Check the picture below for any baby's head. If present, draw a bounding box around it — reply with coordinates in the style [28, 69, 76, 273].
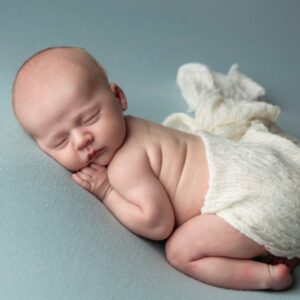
[12, 47, 128, 171]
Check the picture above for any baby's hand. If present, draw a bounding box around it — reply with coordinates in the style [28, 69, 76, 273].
[72, 163, 112, 201]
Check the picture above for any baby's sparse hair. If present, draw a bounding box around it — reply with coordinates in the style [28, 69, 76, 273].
[12, 46, 108, 126]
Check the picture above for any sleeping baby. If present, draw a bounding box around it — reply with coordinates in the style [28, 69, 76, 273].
[12, 47, 300, 290]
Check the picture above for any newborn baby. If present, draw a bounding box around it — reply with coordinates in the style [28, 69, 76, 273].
[12, 47, 300, 290]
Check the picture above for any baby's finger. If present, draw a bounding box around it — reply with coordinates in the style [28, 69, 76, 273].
[78, 167, 95, 178]
[73, 170, 91, 183]
[72, 173, 91, 190]
[90, 163, 103, 171]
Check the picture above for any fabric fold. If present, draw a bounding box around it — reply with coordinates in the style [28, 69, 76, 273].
[163, 63, 298, 142]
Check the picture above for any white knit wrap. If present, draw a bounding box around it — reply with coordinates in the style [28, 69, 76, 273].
[200, 129, 300, 258]
[163, 63, 300, 258]
[163, 63, 300, 145]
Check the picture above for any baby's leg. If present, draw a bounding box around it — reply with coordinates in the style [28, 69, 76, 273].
[165, 214, 293, 290]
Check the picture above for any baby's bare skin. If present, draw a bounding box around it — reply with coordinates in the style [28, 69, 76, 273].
[74, 116, 209, 228]
[71, 116, 295, 290]
[12, 47, 297, 290]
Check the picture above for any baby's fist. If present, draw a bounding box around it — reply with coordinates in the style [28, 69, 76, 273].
[72, 163, 112, 201]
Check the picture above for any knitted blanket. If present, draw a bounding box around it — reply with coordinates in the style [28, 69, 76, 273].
[163, 63, 300, 258]
[163, 63, 300, 145]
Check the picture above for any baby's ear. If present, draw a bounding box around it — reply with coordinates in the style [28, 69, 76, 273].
[110, 83, 128, 111]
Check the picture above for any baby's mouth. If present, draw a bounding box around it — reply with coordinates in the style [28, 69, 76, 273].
[88, 150, 97, 160]
[88, 149, 103, 161]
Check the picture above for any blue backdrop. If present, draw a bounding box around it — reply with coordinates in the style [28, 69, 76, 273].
[1, 1, 299, 299]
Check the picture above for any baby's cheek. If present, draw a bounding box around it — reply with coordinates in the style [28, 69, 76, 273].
[55, 151, 87, 172]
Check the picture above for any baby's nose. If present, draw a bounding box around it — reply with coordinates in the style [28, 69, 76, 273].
[73, 130, 93, 150]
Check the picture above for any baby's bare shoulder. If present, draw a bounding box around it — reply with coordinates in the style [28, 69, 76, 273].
[107, 117, 155, 184]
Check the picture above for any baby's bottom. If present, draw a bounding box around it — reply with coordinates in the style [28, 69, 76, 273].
[165, 214, 295, 290]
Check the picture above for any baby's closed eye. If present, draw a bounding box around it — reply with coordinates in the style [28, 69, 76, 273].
[53, 137, 69, 148]
[81, 109, 100, 125]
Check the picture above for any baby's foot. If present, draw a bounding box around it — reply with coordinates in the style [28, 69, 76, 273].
[256, 253, 299, 272]
[267, 264, 293, 290]
[266, 254, 299, 272]
[272, 257, 299, 272]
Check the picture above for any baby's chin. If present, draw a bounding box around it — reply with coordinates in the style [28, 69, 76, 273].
[63, 161, 89, 173]
[67, 161, 105, 173]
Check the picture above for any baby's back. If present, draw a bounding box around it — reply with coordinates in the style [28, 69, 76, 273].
[120, 116, 209, 227]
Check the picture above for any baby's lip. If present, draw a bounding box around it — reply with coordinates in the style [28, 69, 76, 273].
[88, 149, 103, 161]
[88, 150, 97, 160]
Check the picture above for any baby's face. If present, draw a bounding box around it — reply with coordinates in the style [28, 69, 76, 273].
[23, 66, 128, 172]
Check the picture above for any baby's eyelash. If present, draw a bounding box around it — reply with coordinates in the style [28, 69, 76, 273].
[54, 137, 68, 148]
[82, 110, 100, 124]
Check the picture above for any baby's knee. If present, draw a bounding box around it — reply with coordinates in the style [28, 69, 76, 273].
[165, 236, 185, 270]
[165, 234, 197, 272]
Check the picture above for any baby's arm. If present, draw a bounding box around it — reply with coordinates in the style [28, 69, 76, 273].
[72, 160, 175, 240]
